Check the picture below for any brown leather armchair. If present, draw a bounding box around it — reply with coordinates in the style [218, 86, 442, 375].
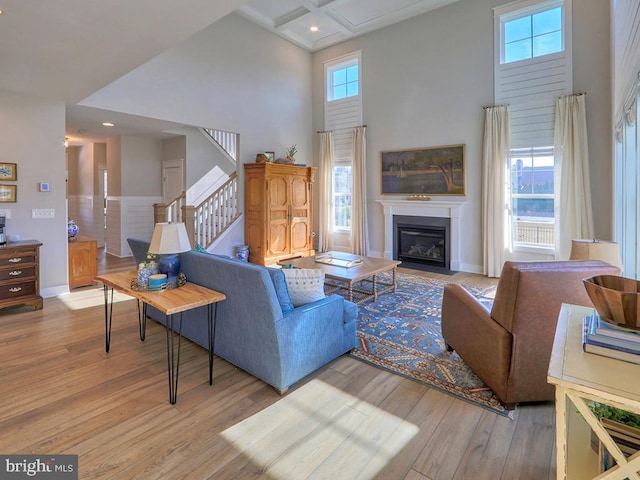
[441, 260, 620, 409]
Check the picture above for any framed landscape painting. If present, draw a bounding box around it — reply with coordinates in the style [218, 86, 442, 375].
[381, 144, 465, 196]
[0, 162, 17, 181]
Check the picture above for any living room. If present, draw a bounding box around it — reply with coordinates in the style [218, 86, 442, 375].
[0, 0, 637, 478]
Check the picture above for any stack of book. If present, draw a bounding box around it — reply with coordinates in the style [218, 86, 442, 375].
[582, 311, 640, 365]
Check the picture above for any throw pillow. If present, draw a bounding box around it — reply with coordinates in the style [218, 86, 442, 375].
[194, 243, 210, 254]
[282, 268, 326, 307]
[266, 268, 294, 313]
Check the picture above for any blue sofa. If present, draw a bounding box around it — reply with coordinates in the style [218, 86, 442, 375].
[127, 238, 358, 393]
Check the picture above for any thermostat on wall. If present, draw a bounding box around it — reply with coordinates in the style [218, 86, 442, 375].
[39, 182, 50, 192]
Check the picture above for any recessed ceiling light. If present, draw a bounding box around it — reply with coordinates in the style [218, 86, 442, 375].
[102, 122, 115, 127]
[0, 9, 4, 15]
[310, 26, 319, 32]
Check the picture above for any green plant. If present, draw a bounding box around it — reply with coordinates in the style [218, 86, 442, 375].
[588, 402, 640, 429]
[286, 144, 297, 158]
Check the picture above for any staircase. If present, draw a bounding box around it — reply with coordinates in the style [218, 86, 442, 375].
[154, 128, 241, 249]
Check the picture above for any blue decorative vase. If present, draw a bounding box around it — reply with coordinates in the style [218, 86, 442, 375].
[67, 220, 79, 241]
[137, 262, 158, 287]
[159, 254, 181, 284]
[235, 245, 249, 262]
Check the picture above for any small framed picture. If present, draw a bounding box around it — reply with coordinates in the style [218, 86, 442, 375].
[0, 163, 17, 181]
[0, 184, 16, 202]
[265, 152, 275, 162]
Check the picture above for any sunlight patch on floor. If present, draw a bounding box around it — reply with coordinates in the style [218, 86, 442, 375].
[221, 379, 419, 479]
[57, 287, 133, 310]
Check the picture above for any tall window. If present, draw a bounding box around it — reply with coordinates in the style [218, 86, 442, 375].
[494, 0, 571, 253]
[324, 52, 362, 235]
[510, 147, 555, 247]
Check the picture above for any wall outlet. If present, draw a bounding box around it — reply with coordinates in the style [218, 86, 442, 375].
[32, 208, 55, 219]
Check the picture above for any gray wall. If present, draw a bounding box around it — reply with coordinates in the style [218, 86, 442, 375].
[312, 0, 612, 272]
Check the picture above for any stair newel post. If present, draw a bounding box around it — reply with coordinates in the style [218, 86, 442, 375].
[182, 205, 197, 248]
[153, 203, 168, 224]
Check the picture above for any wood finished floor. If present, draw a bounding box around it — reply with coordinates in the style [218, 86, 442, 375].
[0, 249, 556, 479]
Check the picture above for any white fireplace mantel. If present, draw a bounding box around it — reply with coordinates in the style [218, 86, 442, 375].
[377, 199, 466, 271]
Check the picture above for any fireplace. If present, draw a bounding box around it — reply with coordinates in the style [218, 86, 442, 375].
[393, 215, 450, 272]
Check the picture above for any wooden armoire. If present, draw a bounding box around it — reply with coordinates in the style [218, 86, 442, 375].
[244, 162, 317, 265]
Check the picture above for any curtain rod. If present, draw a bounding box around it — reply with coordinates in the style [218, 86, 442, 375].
[317, 124, 367, 133]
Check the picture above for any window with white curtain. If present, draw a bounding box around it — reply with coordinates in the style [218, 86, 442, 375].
[324, 52, 362, 234]
[510, 147, 555, 247]
[494, 0, 571, 253]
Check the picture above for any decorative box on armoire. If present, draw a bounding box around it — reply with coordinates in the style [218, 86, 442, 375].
[244, 162, 317, 265]
[0, 240, 43, 310]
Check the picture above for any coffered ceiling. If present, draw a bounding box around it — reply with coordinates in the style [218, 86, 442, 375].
[237, 0, 461, 51]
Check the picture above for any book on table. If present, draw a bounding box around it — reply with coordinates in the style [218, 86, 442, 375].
[582, 313, 640, 365]
[585, 312, 640, 352]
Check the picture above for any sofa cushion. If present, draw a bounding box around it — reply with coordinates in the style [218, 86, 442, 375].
[282, 268, 326, 307]
[266, 268, 294, 313]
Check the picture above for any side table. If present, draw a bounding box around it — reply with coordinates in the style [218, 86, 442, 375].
[95, 271, 226, 404]
[548, 303, 640, 479]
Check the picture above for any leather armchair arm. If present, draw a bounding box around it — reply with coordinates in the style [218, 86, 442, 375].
[440, 284, 512, 400]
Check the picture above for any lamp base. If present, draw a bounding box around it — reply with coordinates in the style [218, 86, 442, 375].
[158, 254, 180, 284]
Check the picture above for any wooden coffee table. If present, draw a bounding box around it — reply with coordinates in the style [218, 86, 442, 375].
[281, 252, 401, 303]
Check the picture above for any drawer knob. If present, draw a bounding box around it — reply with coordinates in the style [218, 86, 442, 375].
[8, 270, 22, 276]
[9, 287, 22, 292]
[8, 257, 23, 263]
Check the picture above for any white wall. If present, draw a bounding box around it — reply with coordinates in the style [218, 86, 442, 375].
[0, 90, 68, 296]
[80, 12, 313, 175]
[312, 0, 612, 272]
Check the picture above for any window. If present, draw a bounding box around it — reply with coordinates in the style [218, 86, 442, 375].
[333, 166, 352, 229]
[510, 147, 555, 248]
[500, 1, 564, 64]
[327, 60, 359, 102]
[324, 52, 361, 236]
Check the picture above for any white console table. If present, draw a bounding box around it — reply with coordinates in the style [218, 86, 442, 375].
[548, 303, 640, 480]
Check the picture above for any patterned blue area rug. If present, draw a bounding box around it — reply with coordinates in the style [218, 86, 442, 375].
[337, 272, 511, 417]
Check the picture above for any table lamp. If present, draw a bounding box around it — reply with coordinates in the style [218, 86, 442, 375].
[148, 222, 192, 283]
[569, 239, 623, 272]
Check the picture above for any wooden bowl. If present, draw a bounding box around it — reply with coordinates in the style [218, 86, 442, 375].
[583, 275, 640, 330]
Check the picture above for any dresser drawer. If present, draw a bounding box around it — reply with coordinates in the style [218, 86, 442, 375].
[0, 281, 36, 299]
[0, 266, 36, 281]
[0, 253, 36, 267]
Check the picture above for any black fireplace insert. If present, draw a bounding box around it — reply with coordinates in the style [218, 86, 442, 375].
[393, 215, 451, 273]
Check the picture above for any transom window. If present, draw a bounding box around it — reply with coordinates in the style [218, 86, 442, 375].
[327, 60, 359, 102]
[501, 3, 564, 63]
[510, 147, 555, 247]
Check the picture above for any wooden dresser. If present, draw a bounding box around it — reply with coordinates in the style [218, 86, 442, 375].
[0, 240, 43, 310]
[244, 162, 316, 265]
[68, 235, 97, 289]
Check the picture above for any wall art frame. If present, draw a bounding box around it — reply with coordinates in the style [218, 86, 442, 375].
[0, 162, 17, 181]
[381, 144, 465, 196]
[0, 184, 17, 202]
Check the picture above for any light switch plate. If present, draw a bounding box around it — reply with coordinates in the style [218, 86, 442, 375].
[32, 208, 55, 219]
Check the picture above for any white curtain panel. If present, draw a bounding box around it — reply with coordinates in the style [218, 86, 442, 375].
[351, 126, 369, 256]
[554, 94, 594, 260]
[317, 131, 334, 253]
[482, 105, 512, 277]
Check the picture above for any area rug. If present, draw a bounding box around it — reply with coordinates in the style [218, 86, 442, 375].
[333, 272, 512, 417]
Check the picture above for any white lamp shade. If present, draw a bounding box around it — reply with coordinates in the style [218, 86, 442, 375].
[569, 239, 623, 271]
[148, 222, 192, 254]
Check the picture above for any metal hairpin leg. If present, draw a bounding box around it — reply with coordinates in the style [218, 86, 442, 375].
[103, 285, 114, 353]
[166, 313, 184, 405]
[208, 303, 219, 385]
[137, 300, 147, 341]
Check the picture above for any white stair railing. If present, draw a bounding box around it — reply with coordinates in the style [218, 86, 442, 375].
[202, 128, 239, 162]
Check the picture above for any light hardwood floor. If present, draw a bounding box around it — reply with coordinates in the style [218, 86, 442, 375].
[0, 249, 556, 479]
